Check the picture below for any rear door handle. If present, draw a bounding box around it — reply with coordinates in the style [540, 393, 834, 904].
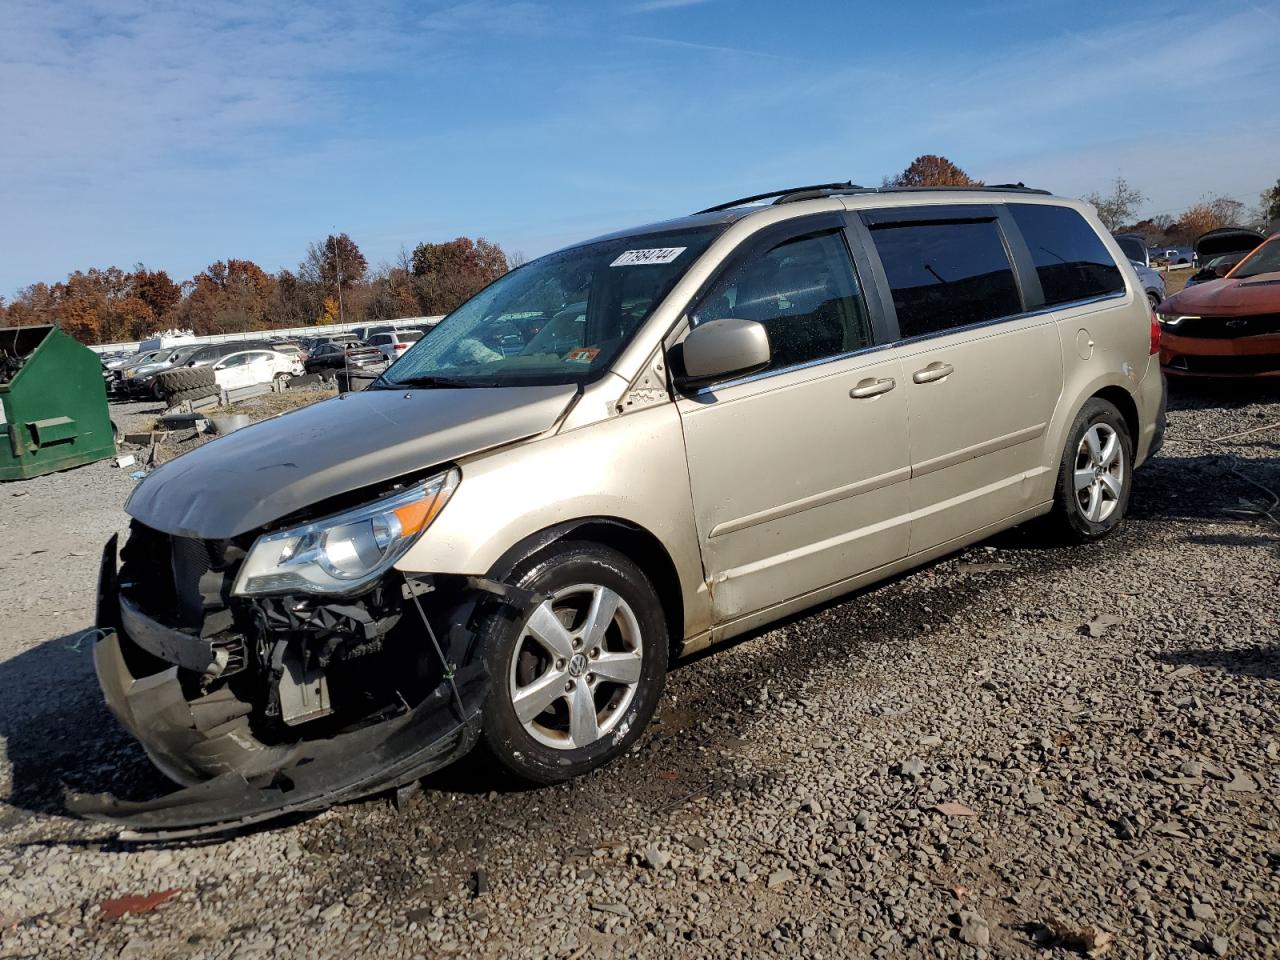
[912, 361, 954, 384]
[849, 377, 896, 399]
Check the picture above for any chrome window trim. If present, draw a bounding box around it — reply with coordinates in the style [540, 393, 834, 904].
[687, 287, 1129, 397]
[890, 289, 1129, 349]
[691, 340, 896, 397]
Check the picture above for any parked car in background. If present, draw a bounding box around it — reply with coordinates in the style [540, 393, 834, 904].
[88, 183, 1166, 835]
[367, 329, 425, 360]
[1151, 247, 1192, 265]
[1130, 260, 1166, 308]
[303, 341, 386, 374]
[1157, 232, 1280, 377]
[183, 340, 275, 369]
[1185, 252, 1248, 289]
[1191, 227, 1264, 270]
[211, 349, 304, 390]
[1114, 233, 1150, 267]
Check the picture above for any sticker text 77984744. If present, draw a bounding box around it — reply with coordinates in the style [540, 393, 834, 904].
[610, 247, 687, 267]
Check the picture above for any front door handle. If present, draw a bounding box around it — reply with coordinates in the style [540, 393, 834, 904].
[912, 361, 954, 384]
[849, 377, 896, 399]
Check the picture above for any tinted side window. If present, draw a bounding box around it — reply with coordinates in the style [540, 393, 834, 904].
[693, 229, 872, 372]
[867, 219, 1021, 339]
[1009, 204, 1124, 306]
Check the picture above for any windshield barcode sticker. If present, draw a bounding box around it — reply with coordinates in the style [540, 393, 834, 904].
[611, 247, 687, 267]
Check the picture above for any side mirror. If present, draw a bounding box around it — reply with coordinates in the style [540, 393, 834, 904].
[674, 318, 771, 391]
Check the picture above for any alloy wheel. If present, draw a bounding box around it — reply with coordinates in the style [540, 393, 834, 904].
[507, 583, 644, 750]
[1073, 423, 1124, 523]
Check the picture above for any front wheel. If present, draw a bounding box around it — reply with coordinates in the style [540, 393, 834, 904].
[1046, 398, 1133, 542]
[475, 542, 668, 785]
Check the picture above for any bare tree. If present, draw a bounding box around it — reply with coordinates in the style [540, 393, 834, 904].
[1082, 178, 1145, 232]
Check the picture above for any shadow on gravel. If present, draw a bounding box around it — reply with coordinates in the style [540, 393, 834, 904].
[0, 629, 167, 824]
[1165, 379, 1280, 412]
[1153, 647, 1280, 682]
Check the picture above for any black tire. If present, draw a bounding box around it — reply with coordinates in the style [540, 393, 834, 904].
[1046, 398, 1133, 543]
[156, 366, 216, 396]
[167, 385, 221, 408]
[1147, 292, 1161, 311]
[474, 541, 668, 785]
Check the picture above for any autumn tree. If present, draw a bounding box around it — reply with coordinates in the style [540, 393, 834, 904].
[178, 259, 276, 335]
[1082, 178, 1145, 232]
[884, 155, 983, 188]
[1166, 196, 1249, 244]
[299, 233, 368, 325]
[410, 237, 509, 315]
[1, 266, 179, 344]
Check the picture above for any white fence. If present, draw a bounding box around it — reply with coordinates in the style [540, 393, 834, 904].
[89, 316, 443, 356]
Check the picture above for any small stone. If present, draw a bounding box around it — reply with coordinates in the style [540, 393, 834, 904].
[799, 798, 822, 815]
[767, 869, 794, 889]
[956, 910, 990, 947]
[854, 811, 870, 830]
[1191, 901, 1215, 922]
[1226, 771, 1258, 793]
[346, 891, 371, 909]
[1181, 760, 1204, 778]
[1210, 935, 1229, 956]
[319, 903, 343, 922]
[898, 758, 925, 778]
[643, 846, 669, 870]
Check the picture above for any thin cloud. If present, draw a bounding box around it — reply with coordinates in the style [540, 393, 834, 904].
[623, 34, 787, 60]
[630, 0, 714, 11]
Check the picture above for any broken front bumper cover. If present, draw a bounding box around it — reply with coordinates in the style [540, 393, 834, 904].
[67, 536, 487, 839]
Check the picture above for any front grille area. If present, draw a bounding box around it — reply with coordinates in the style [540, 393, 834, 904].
[119, 521, 242, 633]
[1172, 313, 1280, 339]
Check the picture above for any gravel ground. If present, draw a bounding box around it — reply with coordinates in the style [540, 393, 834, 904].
[1, 384, 1277, 959]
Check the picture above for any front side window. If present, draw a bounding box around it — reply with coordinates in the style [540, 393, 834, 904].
[1230, 237, 1280, 279]
[868, 218, 1021, 339]
[692, 229, 871, 372]
[1009, 203, 1124, 306]
[384, 225, 725, 388]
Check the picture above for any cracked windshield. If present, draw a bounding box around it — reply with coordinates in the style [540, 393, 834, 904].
[382, 227, 723, 387]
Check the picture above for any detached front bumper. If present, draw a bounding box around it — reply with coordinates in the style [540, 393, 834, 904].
[69, 536, 487, 838]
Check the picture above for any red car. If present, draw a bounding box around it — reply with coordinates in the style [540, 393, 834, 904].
[1156, 233, 1280, 378]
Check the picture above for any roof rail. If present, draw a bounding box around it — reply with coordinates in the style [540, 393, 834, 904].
[697, 181, 1051, 214]
[696, 182, 861, 214]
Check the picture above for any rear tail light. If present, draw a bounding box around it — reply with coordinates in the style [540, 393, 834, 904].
[395, 343, 409, 350]
[1149, 310, 1161, 355]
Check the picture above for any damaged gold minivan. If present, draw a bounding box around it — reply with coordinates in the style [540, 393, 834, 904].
[81, 183, 1166, 835]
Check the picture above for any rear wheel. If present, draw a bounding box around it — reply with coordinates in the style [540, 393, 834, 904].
[1046, 399, 1133, 542]
[475, 542, 668, 784]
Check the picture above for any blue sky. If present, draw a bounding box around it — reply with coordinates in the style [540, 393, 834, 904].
[2, 0, 1278, 296]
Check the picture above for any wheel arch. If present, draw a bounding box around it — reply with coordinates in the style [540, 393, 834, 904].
[485, 517, 686, 658]
[1090, 384, 1140, 449]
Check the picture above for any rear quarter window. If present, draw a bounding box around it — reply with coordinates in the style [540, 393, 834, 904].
[1009, 204, 1125, 306]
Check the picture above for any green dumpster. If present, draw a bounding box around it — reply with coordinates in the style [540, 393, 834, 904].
[0, 325, 116, 480]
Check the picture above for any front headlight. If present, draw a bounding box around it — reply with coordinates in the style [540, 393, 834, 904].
[1156, 313, 1196, 327]
[233, 469, 460, 596]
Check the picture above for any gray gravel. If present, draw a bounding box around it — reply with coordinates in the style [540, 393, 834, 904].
[1, 385, 1277, 959]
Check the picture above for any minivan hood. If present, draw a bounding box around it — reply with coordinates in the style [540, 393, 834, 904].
[126, 384, 578, 539]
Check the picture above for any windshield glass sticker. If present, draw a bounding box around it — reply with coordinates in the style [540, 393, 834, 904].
[610, 247, 686, 267]
[565, 346, 601, 364]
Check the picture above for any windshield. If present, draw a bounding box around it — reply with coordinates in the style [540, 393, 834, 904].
[1230, 238, 1280, 279]
[382, 225, 724, 388]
